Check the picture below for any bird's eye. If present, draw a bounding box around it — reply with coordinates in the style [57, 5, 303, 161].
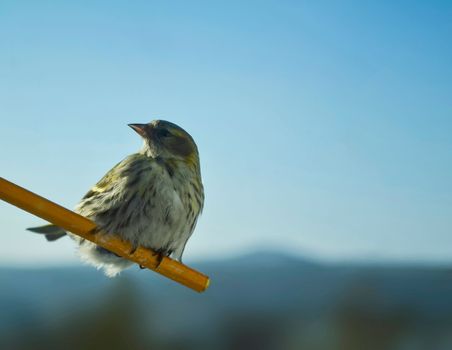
[158, 129, 171, 138]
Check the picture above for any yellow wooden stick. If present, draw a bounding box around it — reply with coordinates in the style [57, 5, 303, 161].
[0, 177, 210, 292]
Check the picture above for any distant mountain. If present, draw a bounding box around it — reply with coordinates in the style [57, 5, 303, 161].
[1, 251, 452, 350]
[206, 250, 319, 267]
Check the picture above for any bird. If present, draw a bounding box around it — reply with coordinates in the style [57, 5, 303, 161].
[28, 120, 204, 277]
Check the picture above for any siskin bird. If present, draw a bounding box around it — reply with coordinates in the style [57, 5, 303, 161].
[28, 120, 204, 277]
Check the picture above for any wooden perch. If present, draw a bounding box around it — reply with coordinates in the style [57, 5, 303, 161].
[0, 177, 210, 292]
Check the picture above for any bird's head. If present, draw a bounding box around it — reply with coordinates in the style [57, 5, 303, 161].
[128, 120, 199, 165]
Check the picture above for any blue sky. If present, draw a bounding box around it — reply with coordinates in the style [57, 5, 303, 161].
[0, 0, 451, 266]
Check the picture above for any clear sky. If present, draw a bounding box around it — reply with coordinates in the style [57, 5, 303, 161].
[0, 0, 451, 266]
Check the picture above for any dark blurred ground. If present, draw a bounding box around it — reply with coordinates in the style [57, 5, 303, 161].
[1, 252, 452, 350]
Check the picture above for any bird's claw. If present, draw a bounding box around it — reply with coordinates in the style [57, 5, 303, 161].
[152, 248, 172, 268]
[138, 248, 170, 271]
[89, 227, 102, 235]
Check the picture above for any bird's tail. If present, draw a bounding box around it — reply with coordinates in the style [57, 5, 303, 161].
[27, 224, 67, 242]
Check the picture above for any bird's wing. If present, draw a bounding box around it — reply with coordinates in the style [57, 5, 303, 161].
[75, 153, 155, 223]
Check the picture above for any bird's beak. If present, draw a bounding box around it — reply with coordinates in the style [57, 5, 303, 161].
[128, 123, 147, 137]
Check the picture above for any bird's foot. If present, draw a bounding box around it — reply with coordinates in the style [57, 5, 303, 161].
[138, 248, 172, 270]
[152, 248, 172, 268]
[139, 255, 163, 270]
[128, 245, 137, 255]
[89, 227, 102, 235]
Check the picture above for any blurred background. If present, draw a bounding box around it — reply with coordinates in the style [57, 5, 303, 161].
[0, 1, 451, 349]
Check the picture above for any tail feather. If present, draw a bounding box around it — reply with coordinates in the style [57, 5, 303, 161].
[27, 224, 67, 242]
